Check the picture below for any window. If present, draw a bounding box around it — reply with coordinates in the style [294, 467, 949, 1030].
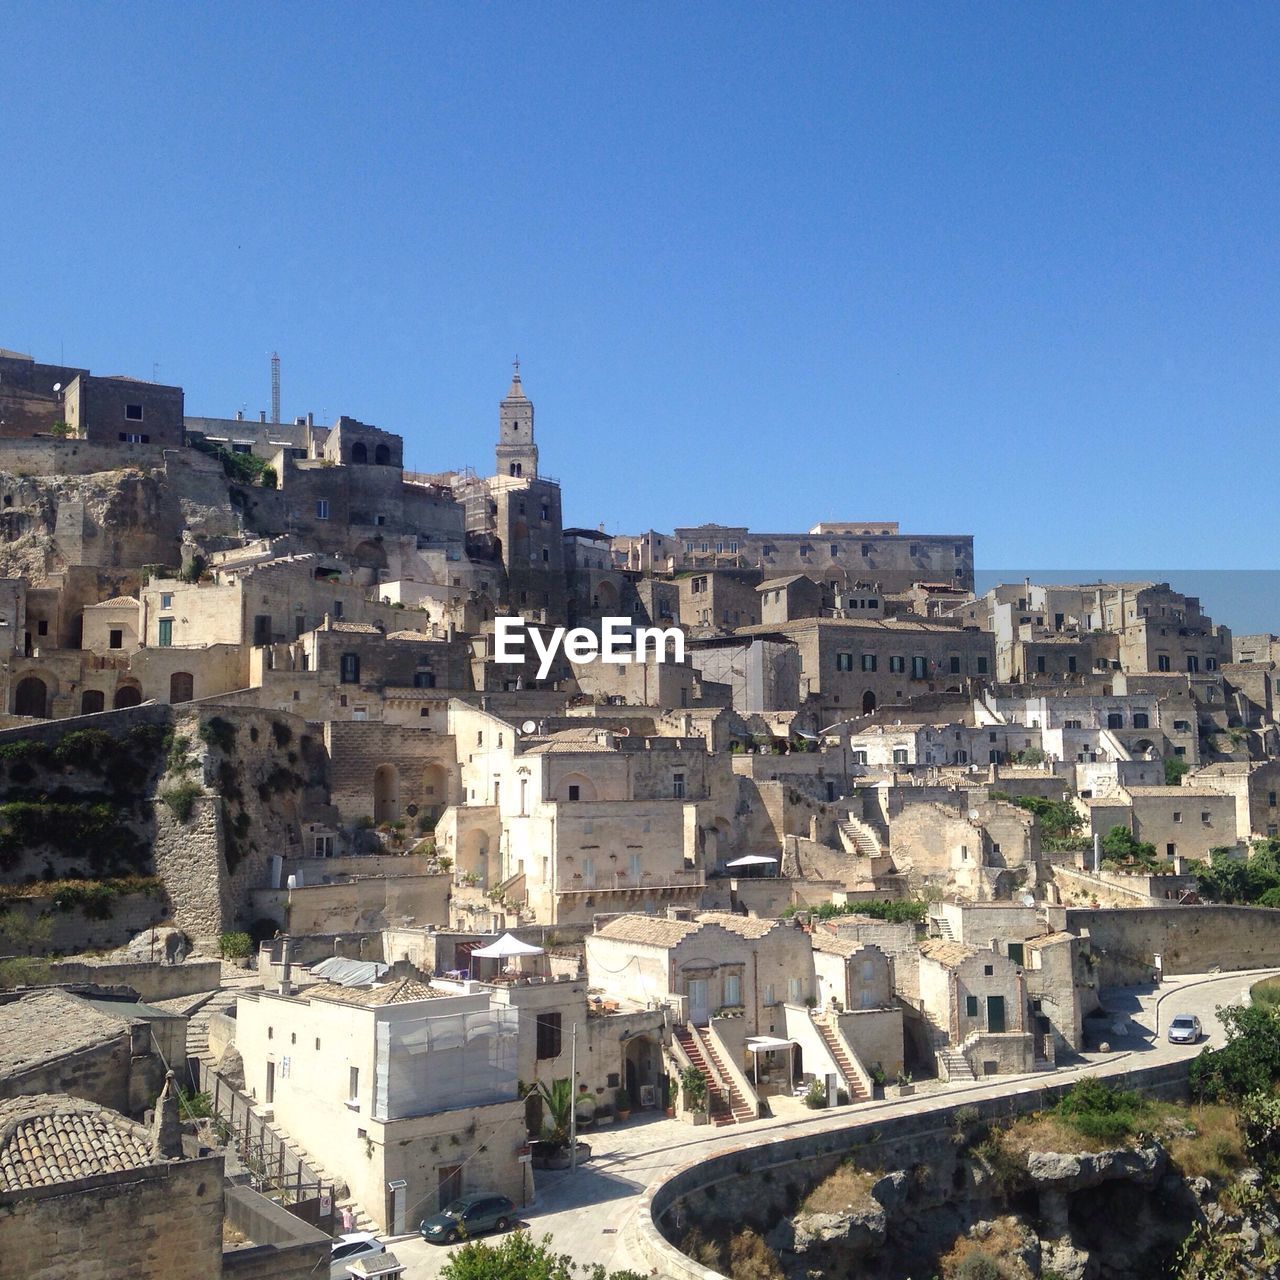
[672, 773, 685, 799]
[1174, 720, 1191, 732]
[1187, 656, 1200, 673]
[836, 652, 853, 672]
[340, 653, 360, 684]
[582, 856, 596, 887]
[1269, 792, 1277, 808]
[861, 654, 877, 672]
[787, 977, 803, 1003]
[830, 544, 839, 557]
[911, 656, 927, 679]
[762, 983, 775, 1006]
[950, 656, 961, 674]
[1201, 811, 1211, 824]
[983, 964, 993, 976]
[851, 750, 868, 765]
[910, 544, 919, 556]
[316, 499, 330, 520]
[1068, 656, 1078, 673]
[1133, 712, 1149, 729]
[535, 1012, 563, 1060]
[157, 617, 173, 646]
[892, 748, 908, 764]
[119, 432, 149, 444]
[976, 655, 988, 674]
[1007, 943, 1024, 966]
[629, 853, 642, 881]
[348, 1066, 360, 1104]
[1167, 843, 1177, 857]
[965, 995, 979, 1017]
[413, 669, 435, 688]
[724, 973, 741, 1006]
[1158, 654, 1171, 671]
[108, 628, 123, 649]
[728, 541, 738, 553]
[889, 655, 905, 674]
[159, 593, 173, 609]
[567, 784, 580, 801]
[125, 403, 144, 421]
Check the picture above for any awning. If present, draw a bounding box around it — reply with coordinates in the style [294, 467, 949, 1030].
[745, 1036, 797, 1052]
[725, 854, 779, 867]
[469, 932, 545, 959]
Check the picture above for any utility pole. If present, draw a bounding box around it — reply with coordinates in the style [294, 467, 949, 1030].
[271, 352, 281, 424]
[569, 1023, 578, 1171]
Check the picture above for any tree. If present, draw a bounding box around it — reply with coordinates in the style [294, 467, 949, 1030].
[440, 1232, 645, 1280]
[535, 1078, 574, 1150]
[1190, 1003, 1280, 1102]
[1164, 757, 1191, 786]
[1101, 825, 1159, 869]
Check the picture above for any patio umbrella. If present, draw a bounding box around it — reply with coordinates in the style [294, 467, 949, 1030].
[469, 932, 545, 958]
[725, 854, 779, 879]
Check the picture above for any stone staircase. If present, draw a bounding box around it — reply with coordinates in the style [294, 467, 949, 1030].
[838, 817, 883, 859]
[695, 1027, 756, 1124]
[186, 987, 242, 1065]
[813, 1018, 870, 1103]
[673, 1026, 752, 1126]
[938, 1043, 976, 1082]
[932, 913, 957, 942]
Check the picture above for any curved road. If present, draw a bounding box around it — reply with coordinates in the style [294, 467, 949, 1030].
[389, 968, 1278, 1277]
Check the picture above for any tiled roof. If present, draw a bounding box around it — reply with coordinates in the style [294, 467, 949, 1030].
[593, 912, 778, 948]
[1124, 786, 1231, 798]
[594, 916, 699, 947]
[0, 1095, 153, 1190]
[918, 939, 978, 968]
[811, 930, 876, 956]
[524, 728, 616, 755]
[0, 990, 135, 1078]
[1025, 931, 1076, 949]
[307, 977, 447, 1006]
[87, 596, 139, 609]
[386, 630, 438, 642]
[328, 622, 382, 634]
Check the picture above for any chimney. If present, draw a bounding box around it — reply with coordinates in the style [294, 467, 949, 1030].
[307, 412, 314, 427]
[150, 1072, 183, 1159]
[278, 934, 293, 996]
[235, 410, 244, 421]
[259, 410, 267, 423]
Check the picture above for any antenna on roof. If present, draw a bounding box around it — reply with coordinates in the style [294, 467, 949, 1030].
[270, 352, 281, 424]
[520, 720, 538, 736]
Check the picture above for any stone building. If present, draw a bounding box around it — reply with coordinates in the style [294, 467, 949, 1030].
[235, 977, 528, 1234]
[0, 1090, 225, 1280]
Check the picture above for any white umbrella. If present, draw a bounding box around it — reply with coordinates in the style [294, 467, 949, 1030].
[469, 932, 545, 959]
[725, 855, 779, 867]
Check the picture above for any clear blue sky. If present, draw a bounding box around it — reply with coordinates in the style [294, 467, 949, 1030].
[3, 3, 1278, 574]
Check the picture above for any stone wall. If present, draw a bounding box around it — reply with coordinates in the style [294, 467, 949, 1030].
[251, 873, 451, 936]
[222, 1183, 330, 1280]
[630, 1057, 1193, 1280]
[0, 890, 171, 957]
[0, 1153, 224, 1280]
[36, 958, 223, 1001]
[1056, 904, 1280, 985]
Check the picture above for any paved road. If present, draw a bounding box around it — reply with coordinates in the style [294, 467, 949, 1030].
[382, 968, 1276, 1278]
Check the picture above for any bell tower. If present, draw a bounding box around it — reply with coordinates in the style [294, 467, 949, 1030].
[496, 359, 538, 479]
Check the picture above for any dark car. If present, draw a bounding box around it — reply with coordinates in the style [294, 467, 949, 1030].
[420, 1194, 517, 1244]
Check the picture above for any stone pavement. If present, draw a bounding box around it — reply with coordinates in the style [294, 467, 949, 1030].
[385, 968, 1279, 1278]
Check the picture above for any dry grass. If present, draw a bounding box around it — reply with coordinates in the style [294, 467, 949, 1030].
[800, 1161, 878, 1215]
[939, 1217, 1035, 1280]
[1000, 1112, 1128, 1157]
[1155, 1102, 1246, 1182]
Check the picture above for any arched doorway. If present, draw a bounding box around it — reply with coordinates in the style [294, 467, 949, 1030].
[352, 540, 388, 571]
[862, 690, 877, 714]
[80, 690, 105, 715]
[169, 672, 194, 704]
[373, 764, 400, 824]
[421, 763, 448, 828]
[13, 676, 47, 718]
[113, 684, 142, 709]
[596, 580, 619, 612]
[624, 1034, 660, 1109]
[351, 442, 368, 464]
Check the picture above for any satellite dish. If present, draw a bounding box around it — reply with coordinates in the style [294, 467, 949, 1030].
[1021, 894, 1036, 908]
[520, 720, 538, 735]
[52, 383, 61, 393]
[615, 726, 631, 737]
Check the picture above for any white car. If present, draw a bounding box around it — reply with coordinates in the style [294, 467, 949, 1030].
[330, 1232, 385, 1279]
[1167, 1014, 1202, 1045]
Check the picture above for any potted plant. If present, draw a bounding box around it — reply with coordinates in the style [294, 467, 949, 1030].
[665, 1077, 678, 1118]
[614, 1087, 631, 1122]
[680, 1066, 708, 1124]
[889, 1070, 915, 1098]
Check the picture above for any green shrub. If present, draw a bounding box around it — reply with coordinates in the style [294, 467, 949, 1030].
[804, 1080, 827, 1109]
[160, 780, 202, 822]
[1054, 1076, 1148, 1143]
[218, 931, 252, 960]
[199, 717, 237, 753]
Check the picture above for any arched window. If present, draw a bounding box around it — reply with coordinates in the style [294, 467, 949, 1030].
[80, 690, 105, 715]
[374, 443, 391, 466]
[113, 685, 142, 709]
[351, 442, 368, 464]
